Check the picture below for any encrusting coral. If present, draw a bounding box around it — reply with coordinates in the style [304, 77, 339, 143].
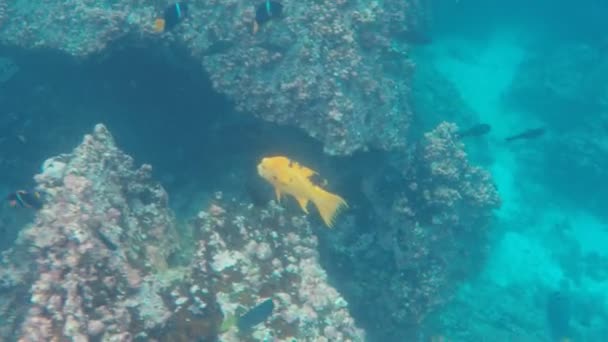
[322, 122, 500, 340]
[0, 0, 430, 155]
[1, 124, 180, 341]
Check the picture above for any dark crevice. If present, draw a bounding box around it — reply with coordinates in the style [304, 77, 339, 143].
[0, 41, 377, 244]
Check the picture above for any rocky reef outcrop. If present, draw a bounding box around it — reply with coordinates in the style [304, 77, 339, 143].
[324, 122, 500, 340]
[0, 0, 430, 155]
[0, 124, 363, 341]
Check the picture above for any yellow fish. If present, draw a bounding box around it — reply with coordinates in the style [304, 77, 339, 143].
[257, 156, 347, 228]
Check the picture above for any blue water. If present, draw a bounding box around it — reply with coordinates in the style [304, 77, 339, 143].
[416, 1, 608, 340]
[1, 0, 608, 341]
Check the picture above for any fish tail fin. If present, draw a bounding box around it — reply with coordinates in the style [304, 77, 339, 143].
[311, 187, 347, 228]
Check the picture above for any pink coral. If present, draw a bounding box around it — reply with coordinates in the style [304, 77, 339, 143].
[1, 125, 179, 341]
[62, 174, 92, 197]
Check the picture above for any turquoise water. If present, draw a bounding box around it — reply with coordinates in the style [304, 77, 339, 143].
[417, 1, 608, 340]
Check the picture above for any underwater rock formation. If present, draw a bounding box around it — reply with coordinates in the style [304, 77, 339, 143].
[0, 124, 180, 340]
[0, 124, 362, 341]
[0, 0, 137, 57]
[324, 122, 500, 340]
[0, 0, 429, 155]
[195, 0, 417, 155]
[182, 199, 364, 341]
[407, 122, 500, 226]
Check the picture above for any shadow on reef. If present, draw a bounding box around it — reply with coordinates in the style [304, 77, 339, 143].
[0, 41, 371, 199]
[0, 42, 236, 187]
[0, 41, 364, 241]
[0, 40, 390, 267]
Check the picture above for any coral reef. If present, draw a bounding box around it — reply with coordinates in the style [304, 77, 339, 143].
[195, 0, 416, 155]
[0, 0, 152, 56]
[406, 122, 500, 226]
[179, 198, 364, 342]
[323, 122, 500, 340]
[0, 124, 180, 341]
[0, 124, 363, 341]
[0, 0, 430, 155]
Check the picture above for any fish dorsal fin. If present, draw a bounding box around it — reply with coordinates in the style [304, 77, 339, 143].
[300, 166, 317, 179]
[290, 161, 316, 179]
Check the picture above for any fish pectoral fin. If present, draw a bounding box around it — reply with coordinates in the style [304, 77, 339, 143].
[274, 188, 282, 203]
[296, 196, 309, 213]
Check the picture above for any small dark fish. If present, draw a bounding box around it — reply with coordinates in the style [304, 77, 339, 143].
[505, 128, 546, 142]
[6, 190, 43, 209]
[154, 2, 188, 32]
[253, 1, 283, 33]
[96, 229, 119, 251]
[236, 298, 274, 331]
[457, 124, 492, 138]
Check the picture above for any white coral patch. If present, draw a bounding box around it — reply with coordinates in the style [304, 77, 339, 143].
[211, 250, 240, 272]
